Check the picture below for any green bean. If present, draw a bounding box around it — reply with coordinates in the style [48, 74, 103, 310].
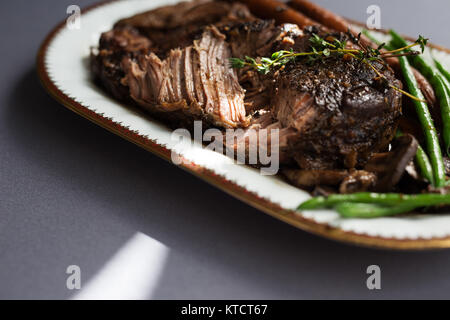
[390, 30, 450, 156]
[415, 144, 435, 184]
[434, 75, 450, 155]
[434, 59, 450, 83]
[433, 59, 450, 123]
[335, 203, 418, 219]
[395, 53, 446, 187]
[362, 30, 441, 185]
[432, 59, 450, 100]
[396, 129, 435, 184]
[298, 192, 450, 210]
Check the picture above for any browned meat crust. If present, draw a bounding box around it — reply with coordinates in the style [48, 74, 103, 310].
[90, 27, 152, 102]
[90, 0, 405, 190]
[115, 0, 255, 57]
[273, 57, 402, 170]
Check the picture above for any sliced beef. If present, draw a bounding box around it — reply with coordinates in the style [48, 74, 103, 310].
[121, 27, 248, 128]
[224, 20, 281, 58]
[272, 56, 402, 170]
[223, 20, 281, 112]
[223, 21, 306, 112]
[90, 27, 152, 101]
[91, 0, 256, 126]
[115, 0, 254, 57]
[222, 111, 297, 165]
[91, 1, 406, 191]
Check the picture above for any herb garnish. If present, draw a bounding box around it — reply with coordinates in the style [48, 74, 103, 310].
[230, 33, 429, 102]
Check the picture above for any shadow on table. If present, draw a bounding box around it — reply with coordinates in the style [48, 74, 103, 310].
[4, 68, 450, 299]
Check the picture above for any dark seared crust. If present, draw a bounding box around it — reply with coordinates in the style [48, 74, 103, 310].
[91, 0, 257, 127]
[90, 26, 152, 102]
[90, 1, 254, 102]
[273, 57, 402, 169]
[222, 19, 281, 58]
[91, 0, 404, 175]
[222, 21, 308, 112]
[114, 0, 254, 58]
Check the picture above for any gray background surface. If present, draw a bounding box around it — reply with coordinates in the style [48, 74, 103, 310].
[1, 0, 450, 300]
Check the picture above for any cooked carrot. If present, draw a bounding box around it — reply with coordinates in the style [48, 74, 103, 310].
[288, 0, 373, 47]
[238, 0, 322, 28]
[288, 0, 350, 32]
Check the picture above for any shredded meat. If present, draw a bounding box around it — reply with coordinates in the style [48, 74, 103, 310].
[121, 27, 248, 128]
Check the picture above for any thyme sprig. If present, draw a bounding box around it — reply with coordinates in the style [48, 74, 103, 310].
[230, 33, 429, 102]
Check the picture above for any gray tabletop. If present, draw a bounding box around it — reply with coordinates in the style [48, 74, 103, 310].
[2, 0, 450, 300]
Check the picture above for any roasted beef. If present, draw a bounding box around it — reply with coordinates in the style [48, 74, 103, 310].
[115, 0, 255, 57]
[223, 21, 304, 112]
[91, 0, 404, 188]
[225, 22, 403, 169]
[90, 27, 152, 102]
[272, 56, 402, 170]
[121, 26, 248, 128]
